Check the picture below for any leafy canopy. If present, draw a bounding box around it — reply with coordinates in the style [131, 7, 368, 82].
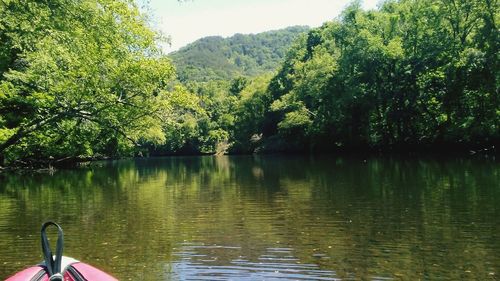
[0, 0, 184, 163]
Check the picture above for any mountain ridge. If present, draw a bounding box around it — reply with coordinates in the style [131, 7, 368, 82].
[169, 25, 310, 82]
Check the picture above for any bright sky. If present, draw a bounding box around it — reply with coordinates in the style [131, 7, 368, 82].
[147, 0, 381, 53]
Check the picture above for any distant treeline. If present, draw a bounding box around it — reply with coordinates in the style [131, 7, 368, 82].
[0, 0, 498, 167]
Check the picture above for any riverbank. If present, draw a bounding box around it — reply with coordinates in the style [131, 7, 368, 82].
[1, 143, 497, 174]
[0, 155, 111, 173]
[251, 139, 498, 156]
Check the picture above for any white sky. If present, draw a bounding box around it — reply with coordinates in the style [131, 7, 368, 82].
[147, 0, 381, 53]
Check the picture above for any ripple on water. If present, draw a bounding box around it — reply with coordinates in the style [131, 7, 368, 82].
[167, 243, 345, 280]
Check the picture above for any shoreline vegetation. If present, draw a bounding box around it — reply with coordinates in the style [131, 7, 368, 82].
[1, 0, 498, 171]
[0, 144, 497, 174]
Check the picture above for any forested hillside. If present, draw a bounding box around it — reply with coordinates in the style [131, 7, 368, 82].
[161, 0, 498, 155]
[169, 26, 310, 81]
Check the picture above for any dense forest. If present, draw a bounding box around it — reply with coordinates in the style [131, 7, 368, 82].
[170, 26, 310, 82]
[162, 0, 499, 155]
[0, 0, 498, 167]
[262, 0, 499, 152]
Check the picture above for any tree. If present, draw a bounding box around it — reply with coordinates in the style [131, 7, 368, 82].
[0, 0, 179, 164]
[232, 74, 273, 152]
[262, 0, 498, 151]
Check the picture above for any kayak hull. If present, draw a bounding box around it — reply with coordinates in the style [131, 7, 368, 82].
[5, 257, 118, 281]
[4, 266, 48, 281]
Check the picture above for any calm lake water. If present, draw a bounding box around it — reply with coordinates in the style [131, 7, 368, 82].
[0, 155, 498, 280]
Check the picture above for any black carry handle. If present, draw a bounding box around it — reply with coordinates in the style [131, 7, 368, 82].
[41, 221, 64, 280]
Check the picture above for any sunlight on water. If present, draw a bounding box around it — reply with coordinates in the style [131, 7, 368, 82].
[169, 243, 342, 280]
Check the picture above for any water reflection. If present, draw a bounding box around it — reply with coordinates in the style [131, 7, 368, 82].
[0, 155, 498, 280]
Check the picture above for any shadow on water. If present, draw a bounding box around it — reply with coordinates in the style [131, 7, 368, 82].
[0, 155, 498, 280]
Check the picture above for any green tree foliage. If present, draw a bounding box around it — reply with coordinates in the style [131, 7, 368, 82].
[149, 80, 237, 155]
[184, 80, 237, 154]
[153, 75, 273, 155]
[261, 0, 498, 151]
[168, 0, 497, 154]
[145, 84, 204, 155]
[231, 74, 274, 153]
[2, 0, 497, 163]
[0, 0, 184, 164]
[169, 26, 310, 82]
